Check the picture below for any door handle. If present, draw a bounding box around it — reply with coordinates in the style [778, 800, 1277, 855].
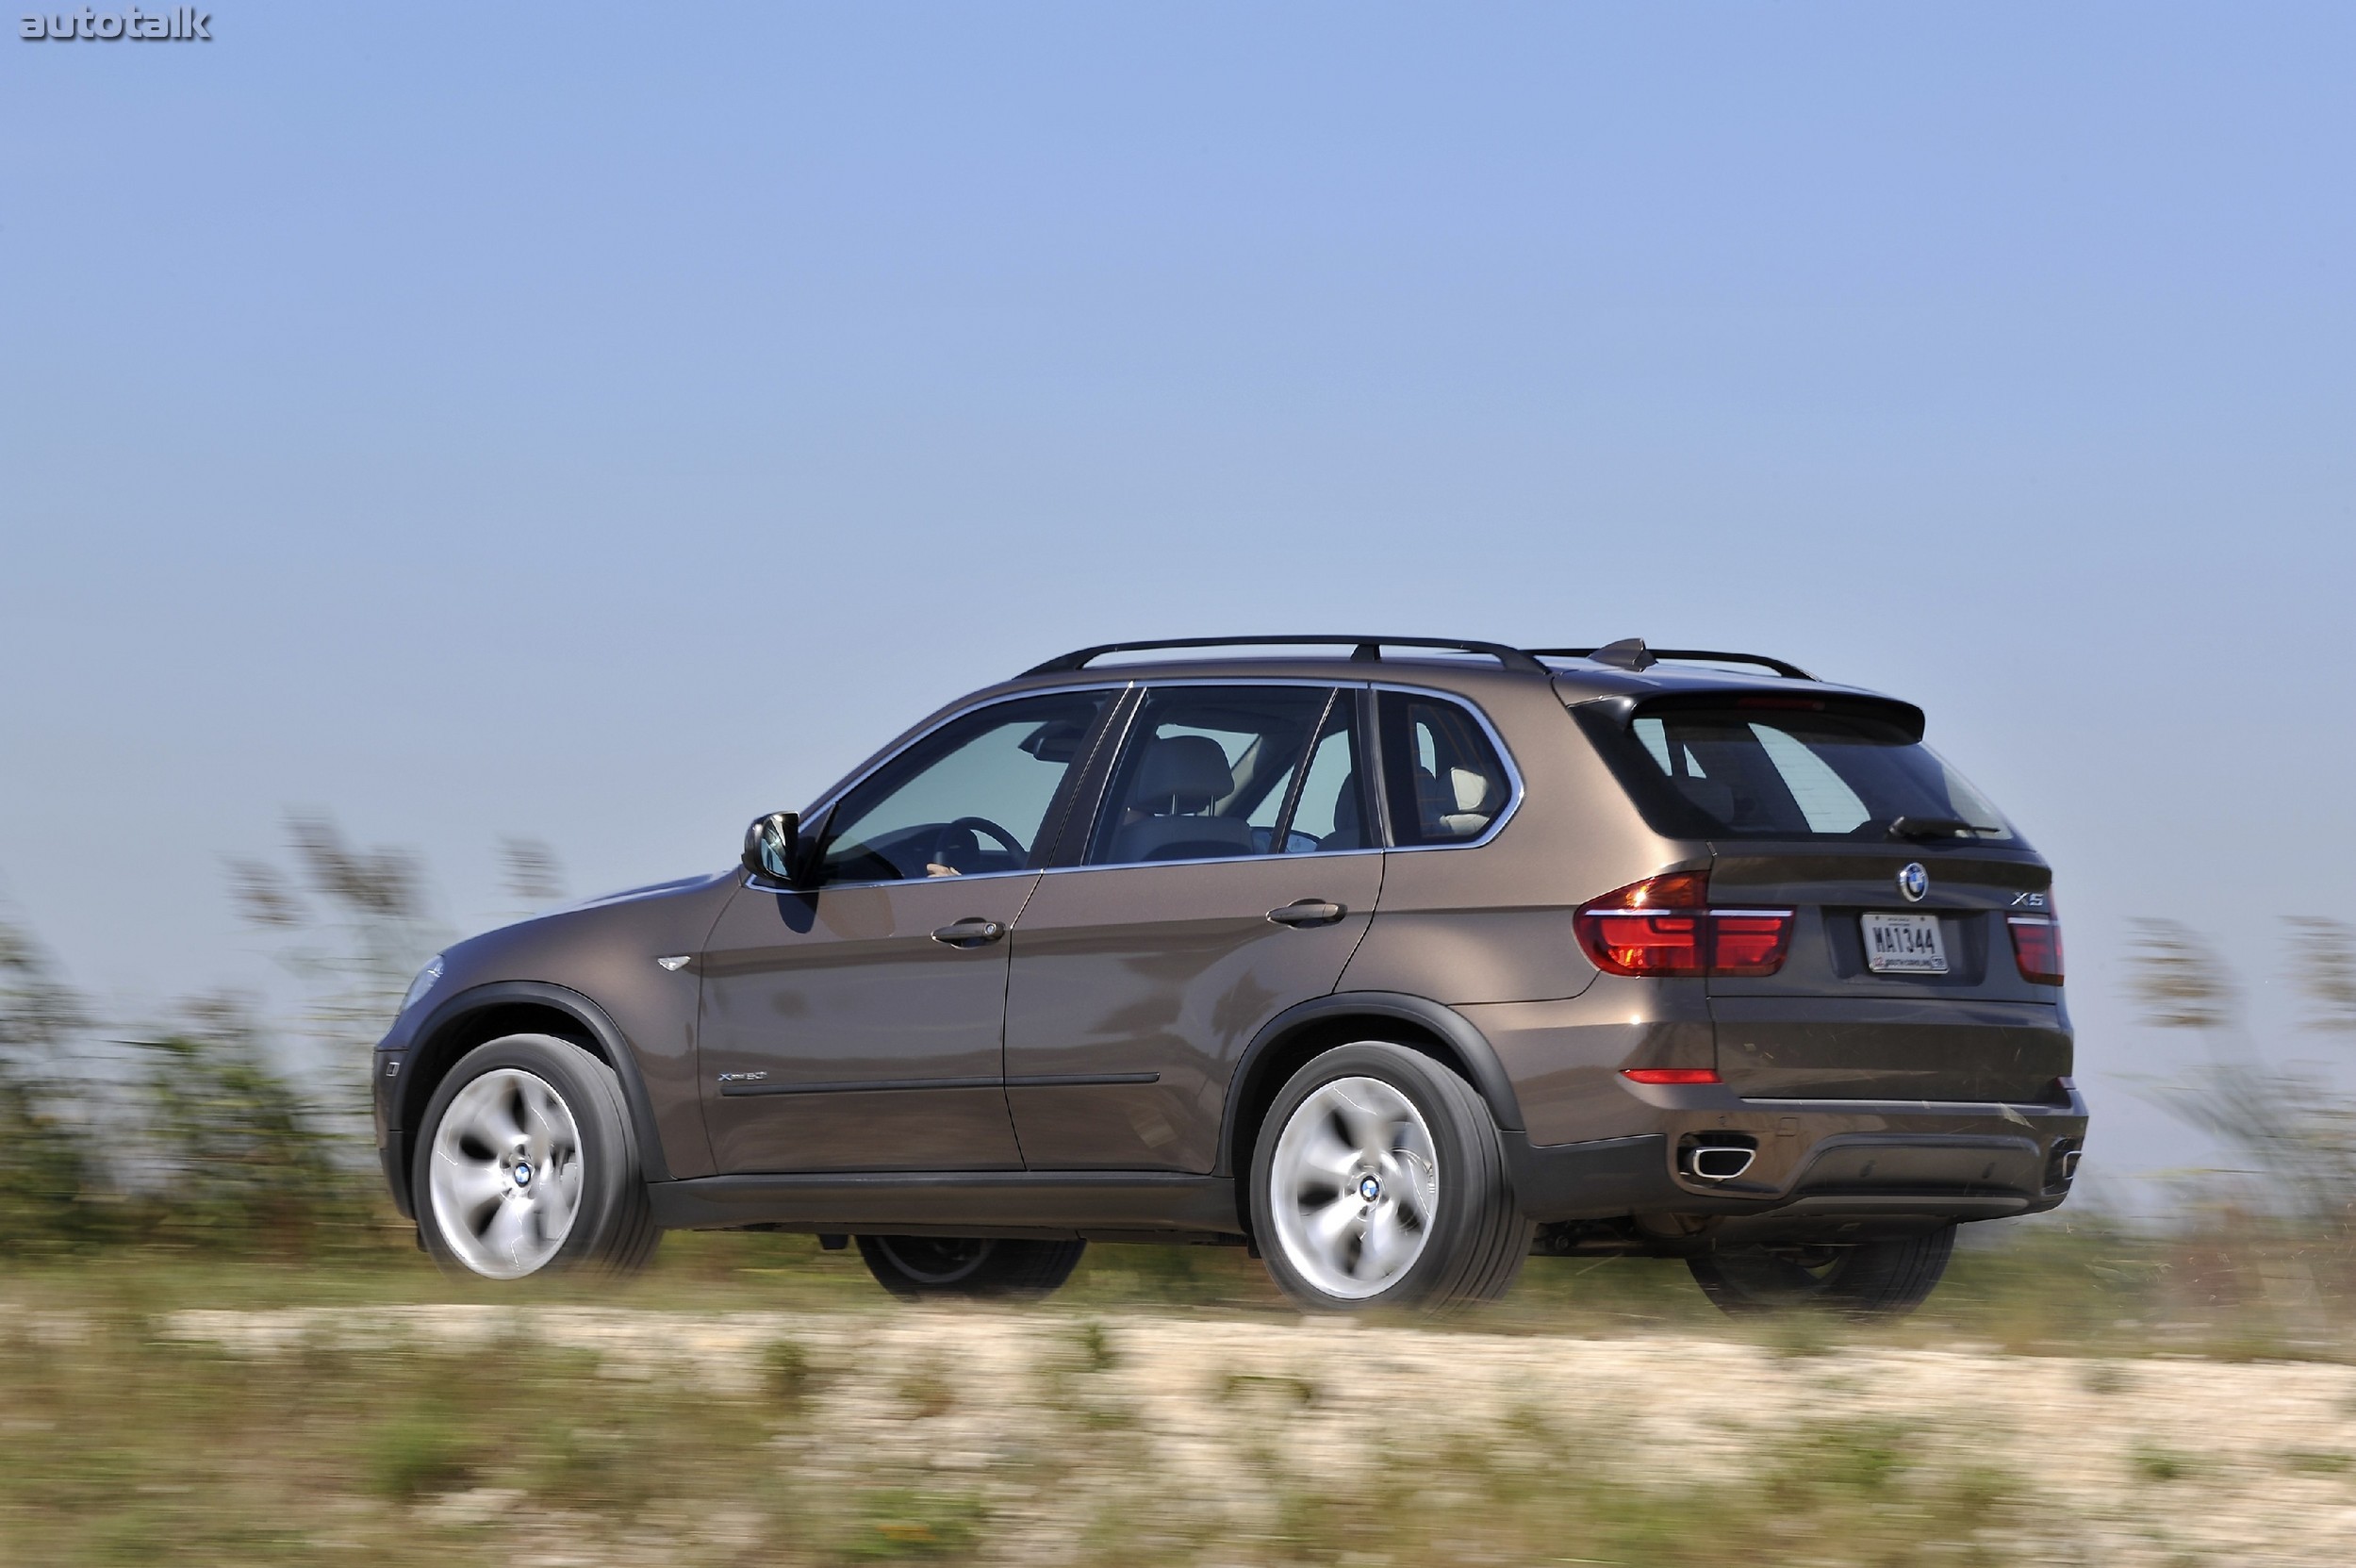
[1266, 900, 1346, 927]
[931, 918, 1008, 948]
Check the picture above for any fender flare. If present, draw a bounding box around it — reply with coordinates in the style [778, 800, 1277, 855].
[403, 980, 673, 1184]
[1218, 991, 1525, 1177]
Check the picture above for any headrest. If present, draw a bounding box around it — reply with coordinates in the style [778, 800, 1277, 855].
[1129, 734, 1235, 813]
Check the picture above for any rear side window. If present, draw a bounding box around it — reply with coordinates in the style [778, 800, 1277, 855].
[1620, 706, 2016, 842]
[1376, 691, 1512, 848]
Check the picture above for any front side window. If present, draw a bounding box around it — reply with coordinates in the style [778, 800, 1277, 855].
[1620, 706, 2016, 842]
[816, 692, 1112, 884]
[1377, 691, 1513, 847]
[1086, 685, 1350, 865]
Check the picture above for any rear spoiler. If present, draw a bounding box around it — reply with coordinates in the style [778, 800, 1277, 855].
[1573, 689, 1927, 745]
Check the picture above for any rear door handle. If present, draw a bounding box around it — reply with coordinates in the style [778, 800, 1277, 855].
[1266, 900, 1346, 927]
[931, 918, 1008, 948]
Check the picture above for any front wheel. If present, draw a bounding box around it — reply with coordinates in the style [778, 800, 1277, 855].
[854, 1235, 1088, 1300]
[413, 1033, 659, 1281]
[1249, 1042, 1529, 1314]
[1687, 1226, 1956, 1317]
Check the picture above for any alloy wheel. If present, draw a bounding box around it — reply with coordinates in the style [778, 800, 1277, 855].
[427, 1067, 585, 1279]
[1268, 1075, 1439, 1299]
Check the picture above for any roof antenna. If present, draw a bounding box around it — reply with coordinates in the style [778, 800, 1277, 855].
[1586, 637, 1657, 672]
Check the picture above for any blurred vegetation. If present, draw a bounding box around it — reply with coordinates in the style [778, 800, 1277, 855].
[0, 921, 101, 1249]
[2130, 915, 2356, 1287]
[0, 816, 538, 1257]
[227, 813, 451, 1133]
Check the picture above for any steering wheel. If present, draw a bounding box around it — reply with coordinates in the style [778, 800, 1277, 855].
[928, 816, 1026, 875]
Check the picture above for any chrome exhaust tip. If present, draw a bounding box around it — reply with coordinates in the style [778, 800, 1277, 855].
[1687, 1145, 1756, 1181]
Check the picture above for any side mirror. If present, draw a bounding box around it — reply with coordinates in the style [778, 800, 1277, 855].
[741, 811, 801, 886]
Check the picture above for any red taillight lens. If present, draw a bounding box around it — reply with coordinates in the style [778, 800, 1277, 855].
[1580, 910, 1706, 975]
[1574, 872, 1706, 976]
[1574, 872, 1793, 978]
[1621, 1067, 1722, 1085]
[2009, 916, 2064, 984]
[1709, 911, 1795, 977]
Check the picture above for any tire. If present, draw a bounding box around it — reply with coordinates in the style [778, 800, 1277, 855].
[854, 1235, 1088, 1300]
[1248, 1042, 1529, 1315]
[1687, 1226, 1956, 1318]
[413, 1033, 660, 1282]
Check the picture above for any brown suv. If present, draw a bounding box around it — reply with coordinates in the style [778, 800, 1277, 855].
[374, 636, 2084, 1314]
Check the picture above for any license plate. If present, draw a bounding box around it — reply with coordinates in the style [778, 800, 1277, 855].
[1863, 912, 1948, 974]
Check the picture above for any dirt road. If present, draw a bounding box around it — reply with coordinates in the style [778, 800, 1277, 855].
[165, 1304, 2356, 1565]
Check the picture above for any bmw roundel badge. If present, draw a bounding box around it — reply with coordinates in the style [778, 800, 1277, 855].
[1898, 862, 1930, 902]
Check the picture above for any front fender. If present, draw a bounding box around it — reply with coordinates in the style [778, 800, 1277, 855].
[385, 981, 676, 1191]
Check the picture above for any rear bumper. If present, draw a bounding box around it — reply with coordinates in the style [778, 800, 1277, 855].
[1505, 1081, 2088, 1232]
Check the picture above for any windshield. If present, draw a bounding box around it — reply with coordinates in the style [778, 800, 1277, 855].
[1616, 707, 2017, 843]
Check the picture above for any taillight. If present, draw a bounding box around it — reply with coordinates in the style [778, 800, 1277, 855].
[2009, 915, 2064, 984]
[1574, 872, 1706, 976]
[1622, 1067, 1722, 1085]
[1573, 872, 1794, 978]
[1710, 911, 1794, 977]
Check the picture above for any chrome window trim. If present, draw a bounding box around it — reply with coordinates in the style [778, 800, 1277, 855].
[1366, 681, 1526, 854]
[1035, 845, 1387, 879]
[740, 867, 1040, 894]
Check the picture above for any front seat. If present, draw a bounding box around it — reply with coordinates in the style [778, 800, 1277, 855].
[1110, 735, 1257, 863]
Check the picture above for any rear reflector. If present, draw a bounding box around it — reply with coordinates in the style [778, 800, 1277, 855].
[2009, 915, 2065, 985]
[1622, 1067, 1722, 1085]
[1573, 872, 1794, 978]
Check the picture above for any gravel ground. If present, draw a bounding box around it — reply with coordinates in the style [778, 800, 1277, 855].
[165, 1305, 2356, 1565]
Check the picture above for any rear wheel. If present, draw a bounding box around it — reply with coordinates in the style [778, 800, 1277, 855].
[414, 1034, 659, 1281]
[854, 1235, 1087, 1300]
[1249, 1042, 1528, 1315]
[1687, 1226, 1955, 1317]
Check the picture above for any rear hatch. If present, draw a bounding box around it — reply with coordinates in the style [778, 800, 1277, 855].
[1576, 689, 2068, 1102]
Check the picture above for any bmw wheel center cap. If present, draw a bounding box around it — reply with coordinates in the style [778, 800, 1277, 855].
[1358, 1175, 1381, 1202]
[1898, 863, 1930, 902]
[513, 1162, 533, 1187]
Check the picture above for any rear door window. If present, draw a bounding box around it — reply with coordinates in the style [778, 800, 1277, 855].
[1087, 685, 1354, 864]
[1623, 707, 2015, 842]
[1376, 691, 1513, 848]
[1281, 699, 1371, 851]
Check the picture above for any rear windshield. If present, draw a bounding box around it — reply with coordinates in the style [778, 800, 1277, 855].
[1595, 705, 2018, 844]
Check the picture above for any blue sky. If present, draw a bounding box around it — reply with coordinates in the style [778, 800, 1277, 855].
[5, 3, 2352, 1194]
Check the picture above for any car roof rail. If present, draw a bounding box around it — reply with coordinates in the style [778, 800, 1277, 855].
[1024, 635, 1551, 676]
[1529, 639, 1817, 681]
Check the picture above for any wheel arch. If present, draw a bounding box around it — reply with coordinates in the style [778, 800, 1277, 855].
[396, 982, 672, 1211]
[1218, 992, 1525, 1211]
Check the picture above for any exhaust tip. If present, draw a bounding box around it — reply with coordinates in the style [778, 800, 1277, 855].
[1688, 1145, 1756, 1181]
